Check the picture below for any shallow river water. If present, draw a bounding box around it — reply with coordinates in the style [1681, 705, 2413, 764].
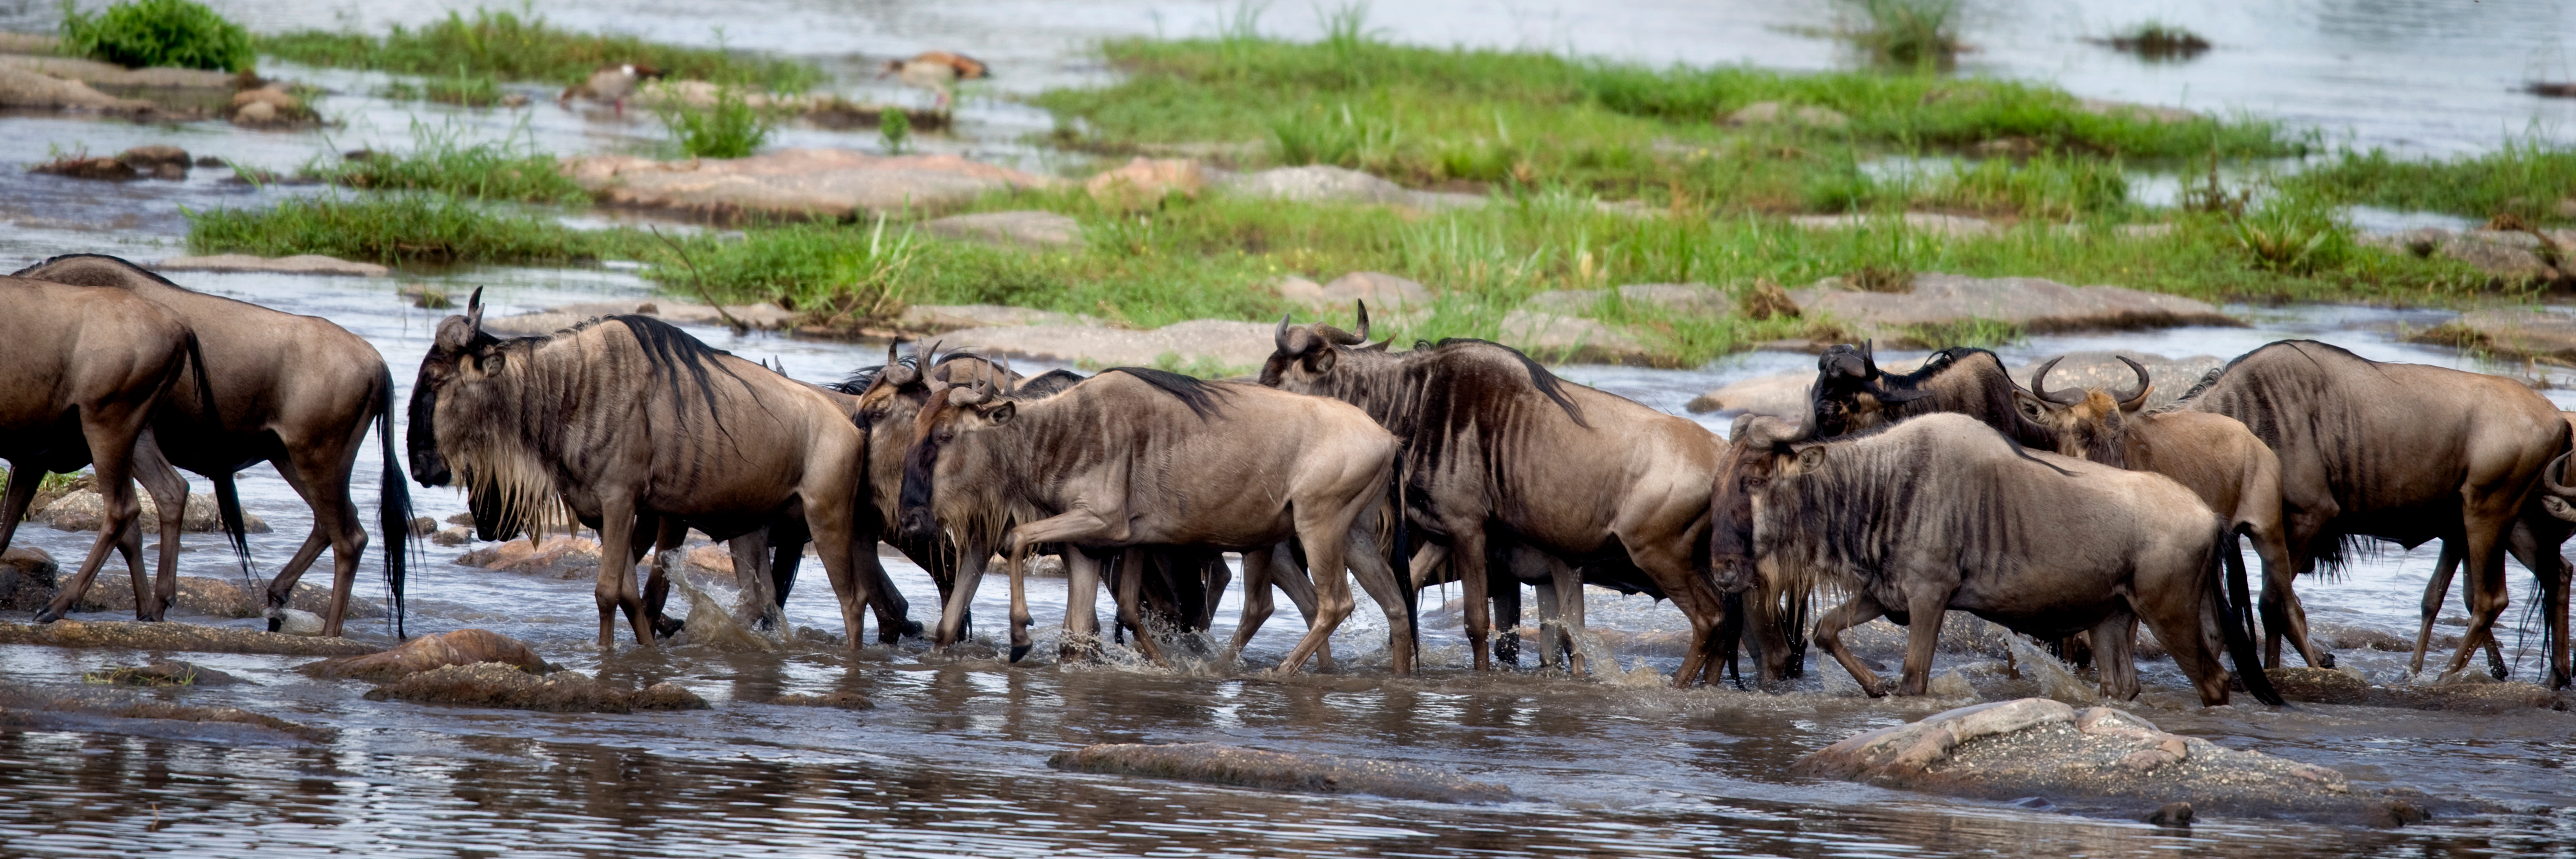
[6, 0, 2576, 855]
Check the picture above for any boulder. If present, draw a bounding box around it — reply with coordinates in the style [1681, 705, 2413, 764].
[1522, 283, 1730, 317]
[28, 156, 136, 181]
[919, 209, 1081, 250]
[2441, 231, 2562, 284]
[88, 659, 247, 687]
[65, 574, 377, 619]
[1220, 164, 1407, 205]
[1797, 698, 2444, 826]
[2011, 351, 2226, 411]
[563, 149, 1060, 223]
[1495, 310, 1651, 364]
[0, 64, 155, 113]
[1049, 742, 1515, 804]
[2265, 667, 2565, 714]
[300, 628, 551, 681]
[455, 536, 603, 579]
[1788, 273, 2239, 341]
[1086, 157, 1207, 211]
[0, 619, 379, 656]
[40, 488, 272, 534]
[226, 86, 306, 128]
[0, 32, 56, 52]
[363, 662, 708, 713]
[1789, 212, 2000, 238]
[897, 303, 1087, 332]
[431, 526, 473, 547]
[118, 144, 189, 179]
[0, 547, 58, 611]
[1287, 271, 1434, 313]
[228, 100, 277, 125]
[155, 254, 390, 277]
[538, 299, 797, 331]
[1723, 100, 1849, 129]
[2410, 309, 2576, 362]
[933, 319, 1277, 373]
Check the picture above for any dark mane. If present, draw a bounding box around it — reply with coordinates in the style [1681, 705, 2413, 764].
[607, 317, 756, 423]
[1100, 367, 1230, 418]
[831, 354, 919, 395]
[1431, 338, 1587, 427]
[1876, 346, 1992, 392]
[1013, 369, 1087, 399]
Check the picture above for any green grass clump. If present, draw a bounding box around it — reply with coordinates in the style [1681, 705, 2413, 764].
[1841, 0, 1960, 69]
[378, 66, 506, 106]
[58, 0, 252, 72]
[2098, 21, 2211, 60]
[2286, 139, 2576, 225]
[308, 124, 585, 204]
[647, 216, 922, 323]
[657, 86, 776, 159]
[259, 8, 820, 92]
[185, 193, 625, 266]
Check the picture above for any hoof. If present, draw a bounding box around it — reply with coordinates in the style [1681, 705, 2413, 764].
[266, 616, 283, 633]
[32, 607, 65, 625]
[2491, 663, 2511, 681]
[2317, 651, 2337, 670]
[1009, 643, 1031, 663]
[653, 617, 686, 639]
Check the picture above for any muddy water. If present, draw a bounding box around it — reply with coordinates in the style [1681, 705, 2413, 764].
[7, 0, 2576, 854]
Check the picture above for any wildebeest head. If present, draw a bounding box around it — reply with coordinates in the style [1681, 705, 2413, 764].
[1808, 340, 1924, 436]
[1259, 302, 1373, 390]
[406, 287, 498, 488]
[1709, 415, 1819, 594]
[895, 376, 1016, 542]
[1809, 343, 2058, 449]
[406, 288, 552, 541]
[2015, 355, 2152, 467]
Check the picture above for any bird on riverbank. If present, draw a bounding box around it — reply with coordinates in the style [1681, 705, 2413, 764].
[558, 63, 665, 117]
[879, 51, 987, 111]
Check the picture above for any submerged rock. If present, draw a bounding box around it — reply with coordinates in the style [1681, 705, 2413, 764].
[300, 628, 552, 681]
[365, 663, 708, 713]
[88, 659, 247, 687]
[1796, 698, 2446, 826]
[0, 679, 332, 744]
[1049, 742, 1515, 804]
[0, 619, 379, 657]
[2265, 668, 2566, 713]
[771, 691, 875, 709]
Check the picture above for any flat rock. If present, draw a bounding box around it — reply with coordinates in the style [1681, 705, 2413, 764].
[0, 680, 333, 744]
[1278, 271, 1432, 314]
[0, 54, 236, 88]
[1523, 283, 1730, 317]
[62, 575, 377, 619]
[919, 209, 1080, 250]
[1495, 310, 1651, 365]
[1790, 212, 2000, 238]
[456, 536, 603, 579]
[0, 547, 57, 612]
[934, 319, 1277, 374]
[2011, 351, 2226, 411]
[1049, 742, 1514, 804]
[897, 303, 1087, 332]
[771, 691, 875, 709]
[1221, 164, 1407, 204]
[2412, 309, 2576, 362]
[300, 628, 551, 681]
[40, 488, 272, 534]
[1796, 698, 2445, 826]
[364, 663, 708, 713]
[1789, 273, 2238, 340]
[2265, 667, 2565, 713]
[0, 33, 57, 52]
[0, 619, 379, 656]
[155, 254, 389, 277]
[543, 299, 798, 331]
[0, 64, 154, 112]
[88, 659, 246, 687]
[1087, 157, 1206, 211]
[564, 149, 1058, 222]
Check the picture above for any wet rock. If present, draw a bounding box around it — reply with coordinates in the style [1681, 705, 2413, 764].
[364, 663, 707, 713]
[2264, 667, 2564, 713]
[40, 488, 272, 533]
[919, 209, 1080, 250]
[1049, 742, 1515, 804]
[1279, 271, 1434, 314]
[300, 628, 552, 681]
[0, 547, 58, 611]
[399, 283, 455, 308]
[1087, 157, 1206, 211]
[1789, 273, 2239, 342]
[0, 680, 334, 744]
[88, 659, 246, 687]
[0, 64, 155, 113]
[2143, 801, 2195, 826]
[1796, 698, 2446, 826]
[934, 319, 1277, 373]
[431, 526, 473, 547]
[446, 512, 475, 525]
[1495, 310, 1651, 365]
[407, 515, 438, 537]
[564, 149, 1060, 222]
[456, 536, 603, 579]
[896, 303, 1087, 332]
[226, 86, 306, 128]
[1790, 212, 2000, 238]
[1723, 100, 1848, 129]
[66, 574, 378, 619]
[29, 155, 136, 180]
[771, 691, 875, 709]
[2411, 309, 2576, 363]
[1221, 164, 1408, 204]
[2009, 351, 2226, 412]
[0, 619, 378, 656]
[118, 145, 189, 177]
[1523, 283, 1732, 318]
[155, 254, 390, 277]
[684, 544, 736, 576]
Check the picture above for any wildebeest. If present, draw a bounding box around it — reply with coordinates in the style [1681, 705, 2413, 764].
[897, 367, 1415, 674]
[2163, 341, 2576, 686]
[14, 254, 413, 637]
[1262, 309, 1763, 685]
[1710, 413, 2281, 706]
[0, 277, 211, 623]
[1808, 341, 2059, 448]
[2017, 356, 2326, 668]
[408, 293, 896, 647]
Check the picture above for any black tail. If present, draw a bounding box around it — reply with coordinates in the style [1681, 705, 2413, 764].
[375, 366, 415, 638]
[2212, 532, 2282, 705]
[179, 330, 256, 577]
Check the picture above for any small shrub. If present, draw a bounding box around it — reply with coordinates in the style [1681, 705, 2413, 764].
[379, 66, 506, 107]
[2098, 22, 2211, 60]
[879, 107, 912, 155]
[1842, 0, 1960, 69]
[260, 9, 820, 92]
[58, 0, 253, 72]
[2228, 188, 2353, 274]
[657, 86, 775, 159]
[308, 122, 586, 204]
[185, 194, 609, 265]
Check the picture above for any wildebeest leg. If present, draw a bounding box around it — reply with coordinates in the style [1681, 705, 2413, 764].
[802, 486, 876, 652]
[640, 516, 686, 640]
[934, 541, 990, 650]
[1061, 549, 1105, 661]
[1109, 549, 1167, 665]
[1229, 545, 1279, 659]
[1811, 594, 1890, 696]
[1264, 547, 1336, 671]
[268, 423, 371, 637]
[728, 528, 777, 630]
[2505, 525, 2573, 688]
[2413, 540, 2461, 675]
[1896, 585, 1955, 696]
[592, 498, 651, 646]
[1449, 525, 1494, 672]
[1490, 559, 1522, 669]
[1553, 557, 1586, 676]
[1340, 519, 1415, 675]
[2442, 502, 2520, 680]
[848, 545, 913, 644]
[1200, 552, 1231, 634]
[1275, 495, 1369, 676]
[2246, 527, 2327, 669]
[35, 406, 157, 625]
[0, 464, 40, 557]
[2089, 611, 2141, 700]
[1534, 577, 1560, 670]
[128, 438, 188, 622]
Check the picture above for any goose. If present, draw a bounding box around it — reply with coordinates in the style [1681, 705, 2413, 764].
[879, 51, 987, 111]
[558, 63, 665, 117]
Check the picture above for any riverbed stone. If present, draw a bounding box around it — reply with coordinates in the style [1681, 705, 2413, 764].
[1789, 273, 2239, 341]
[1522, 283, 1731, 317]
[0, 53, 236, 89]
[39, 488, 271, 534]
[456, 536, 603, 579]
[1301, 271, 1434, 313]
[89, 659, 246, 687]
[771, 690, 875, 709]
[2410, 309, 2576, 362]
[364, 663, 707, 713]
[1790, 212, 2000, 238]
[1220, 164, 1406, 204]
[897, 303, 1087, 332]
[919, 209, 1081, 250]
[933, 319, 1279, 373]
[0, 679, 334, 744]
[1686, 356, 1934, 416]
[1495, 310, 1651, 364]
[2265, 667, 2565, 713]
[0, 548, 58, 611]
[563, 148, 1059, 222]
[1049, 742, 1515, 804]
[1796, 697, 2445, 826]
[155, 254, 390, 277]
[300, 629, 552, 681]
[0, 63, 157, 113]
[28, 155, 135, 180]
[0, 619, 379, 656]
[1087, 157, 1207, 211]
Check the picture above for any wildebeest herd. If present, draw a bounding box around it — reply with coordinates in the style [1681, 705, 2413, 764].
[9, 253, 2576, 709]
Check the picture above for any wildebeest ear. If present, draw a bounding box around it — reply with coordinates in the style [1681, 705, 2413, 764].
[465, 286, 485, 332]
[2012, 388, 2055, 419]
[981, 401, 1016, 426]
[1308, 346, 1338, 373]
[1795, 446, 1825, 470]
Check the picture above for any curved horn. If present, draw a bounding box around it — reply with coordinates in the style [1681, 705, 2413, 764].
[2546, 451, 2576, 498]
[884, 339, 901, 368]
[464, 286, 486, 332]
[1861, 338, 1881, 379]
[2113, 356, 2153, 411]
[1353, 300, 1370, 343]
[2031, 356, 2080, 405]
[924, 338, 946, 364]
[1276, 314, 1294, 352]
